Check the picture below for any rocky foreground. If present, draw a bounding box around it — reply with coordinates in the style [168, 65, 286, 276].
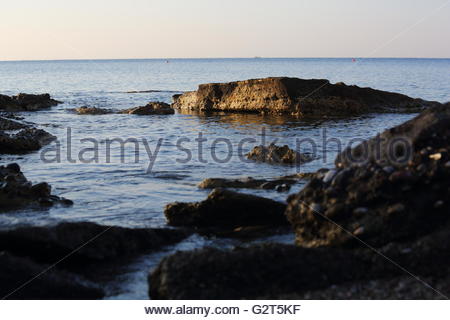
[172, 77, 440, 116]
[0, 221, 190, 299]
[149, 104, 450, 299]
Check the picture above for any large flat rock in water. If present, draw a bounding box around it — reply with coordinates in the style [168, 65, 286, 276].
[172, 77, 439, 116]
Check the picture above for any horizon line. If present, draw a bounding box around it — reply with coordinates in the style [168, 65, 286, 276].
[1, 56, 450, 63]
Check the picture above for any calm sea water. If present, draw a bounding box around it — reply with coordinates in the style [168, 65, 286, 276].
[1, 58, 449, 298]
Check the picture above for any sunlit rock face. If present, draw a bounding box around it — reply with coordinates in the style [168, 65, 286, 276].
[172, 77, 440, 116]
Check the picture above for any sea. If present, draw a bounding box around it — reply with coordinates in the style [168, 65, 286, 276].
[1, 58, 449, 298]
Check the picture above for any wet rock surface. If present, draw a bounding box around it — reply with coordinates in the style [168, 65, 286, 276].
[246, 143, 313, 164]
[164, 188, 288, 229]
[0, 251, 104, 300]
[0, 93, 61, 112]
[118, 102, 174, 115]
[286, 105, 450, 248]
[172, 77, 439, 116]
[0, 222, 190, 268]
[0, 163, 73, 210]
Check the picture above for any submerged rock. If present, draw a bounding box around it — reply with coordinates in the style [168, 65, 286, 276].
[0, 251, 104, 299]
[286, 104, 450, 248]
[0, 163, 73, 211]
[0, 128, 55, 154]
[71, 106, 114, 115]
[0, 93, 61, 112]
[198, 176, 298, 191]
[164, 188, 287, 228]
[172, 77, 439, 116]
[0, 222, 190, 268]
[72, 102, 175, 116]
[118, 102, 174, 115]
[246, 143, 313, 164]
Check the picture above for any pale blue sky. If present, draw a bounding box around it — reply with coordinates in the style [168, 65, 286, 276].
[1, 0, 449, 60]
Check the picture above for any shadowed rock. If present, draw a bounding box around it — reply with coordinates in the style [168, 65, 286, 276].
[266, 275, 450, 299]
[0, 222, 190, 269]
[0, 128, 55, 154]
[172, 77, 439, 116]
[0, 93, 61, 112]
[286, 104, 450, 248]
[150, 105, 450, 300]
[0, 163, 73, 211]
[198, 176, 299, 191]
[0, 251, 104, 300]
[118, 102, 174, 115]
[164, 188, 288, 228]
[149, 222, 450, 299]
[198, 173, 315, 192]
[336, 103, 450, 168]
[0, 116, 28, 130]
[246, 143, 313, 164]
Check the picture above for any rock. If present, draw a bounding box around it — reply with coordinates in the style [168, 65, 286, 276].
[0, 251, 104, 299]
[149, 244, 366, 299]
[149, 223, 450, 299]
[172, 77, 439, 116]
[275, 274, 450, 299]
[71, 106, 114, 115]
[286, 105, 450, 248]
[164, 188, 288, 228]
[198, 176, 298, 190]
[322, 169, 337, 183]
[119, 102, 174, 115]
[429, 153, 442, 161]
[336, 104, 450, 168]
[0, 163, 73, 211]
[0, 128, 55, 154]
[0, 116, 28, 130]
[0, 93, 61, 112]
[150, 104, 450, 300]
[246, 143, 313, 164]
[0, 222, 190, 269]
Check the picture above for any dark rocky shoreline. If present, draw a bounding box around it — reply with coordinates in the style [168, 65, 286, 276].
[1, 86, 449, 300]
[149, 104, 450, 299]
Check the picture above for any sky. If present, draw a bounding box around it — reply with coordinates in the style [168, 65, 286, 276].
[1, 0, 450, 60]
